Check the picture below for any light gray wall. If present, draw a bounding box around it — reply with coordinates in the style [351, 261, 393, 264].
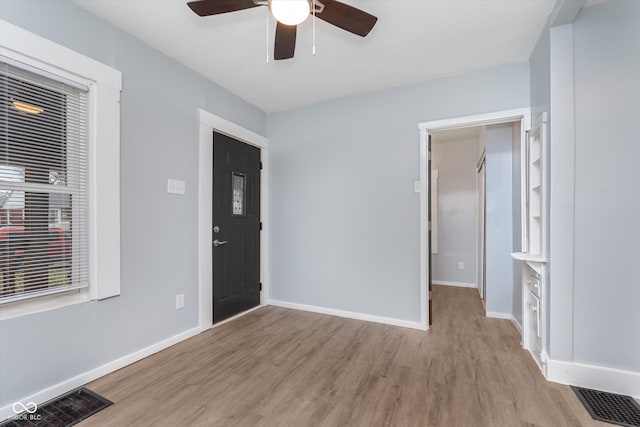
[548, 23, 577, 362]
[511, 122, 523, 326]
[431, 137, 478, 285]
[571, 0, 640, 373]
[267, 63, 529, 322]
[529, 22, 551, 118]
[484, 123, 514, 315]
[0, 0, 266, 407]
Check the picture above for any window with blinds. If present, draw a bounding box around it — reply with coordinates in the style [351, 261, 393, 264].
[0, 59, 89, 304]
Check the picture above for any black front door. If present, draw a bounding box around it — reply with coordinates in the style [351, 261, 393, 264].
[213, 131, 261, 323]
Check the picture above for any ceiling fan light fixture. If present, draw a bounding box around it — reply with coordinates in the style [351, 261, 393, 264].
[270, 0, 310, 26]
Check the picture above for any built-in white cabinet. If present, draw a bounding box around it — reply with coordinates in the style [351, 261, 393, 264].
[523, 261, 544, 368]
[512, 113, 549, 371]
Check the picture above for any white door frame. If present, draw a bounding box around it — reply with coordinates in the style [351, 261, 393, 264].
[418, 108, 530, 329]
[198, 109, 270, 330]
[476, 155, 486, 302]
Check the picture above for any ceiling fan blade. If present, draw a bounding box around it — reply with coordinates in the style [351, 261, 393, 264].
[316, 0, 377, 37]
[187, 0, 259, 17]
[274, 22, 297, 60]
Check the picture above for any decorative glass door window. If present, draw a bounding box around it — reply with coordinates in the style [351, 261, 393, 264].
[232, 173, 246, 216]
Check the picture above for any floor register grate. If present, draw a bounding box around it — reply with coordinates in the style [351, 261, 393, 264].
[572, 386, 640, 427]
[1, 387, 112, 427]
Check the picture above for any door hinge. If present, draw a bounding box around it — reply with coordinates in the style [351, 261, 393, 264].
[259, 282, 263, 291]
[259, 222, 263, 231]
[260, 161, 263, 170]
[429, 221, 432, 231]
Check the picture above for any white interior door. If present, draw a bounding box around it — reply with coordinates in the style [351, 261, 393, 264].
[477, 159, 486, 301]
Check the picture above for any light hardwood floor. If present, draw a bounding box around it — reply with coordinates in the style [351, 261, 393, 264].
[81, 286, 606, 426]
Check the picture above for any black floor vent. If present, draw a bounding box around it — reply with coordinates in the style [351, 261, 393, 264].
[1, 387, 112, 427]
[572, 386, 640, 427]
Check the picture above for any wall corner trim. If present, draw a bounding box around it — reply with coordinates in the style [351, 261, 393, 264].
[268, 299, 427, 331]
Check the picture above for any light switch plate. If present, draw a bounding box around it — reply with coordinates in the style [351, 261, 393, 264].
[413, 180, 421, 193]
[176, 294, 184, 309]
[167, 179, 185, 195]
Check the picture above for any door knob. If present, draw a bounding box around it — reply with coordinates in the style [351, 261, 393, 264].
[213, 239, 228, 247]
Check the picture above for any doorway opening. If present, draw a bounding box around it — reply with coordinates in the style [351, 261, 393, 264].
[418, 109, 530, 328]
[429, 126, 485, 308]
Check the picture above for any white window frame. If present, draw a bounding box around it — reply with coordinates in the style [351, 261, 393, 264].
[0, 20, 122, 319]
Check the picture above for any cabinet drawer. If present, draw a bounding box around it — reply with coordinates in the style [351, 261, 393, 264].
[526, 276, 541, 297]
[525, 265, 541, 298]
[527, 291, 542, 346]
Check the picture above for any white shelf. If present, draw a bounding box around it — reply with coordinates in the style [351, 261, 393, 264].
[530, 174, 541, 190]
[511, 252, 547, 263]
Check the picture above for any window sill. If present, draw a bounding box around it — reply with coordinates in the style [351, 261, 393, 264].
[0, 289, 90, 320]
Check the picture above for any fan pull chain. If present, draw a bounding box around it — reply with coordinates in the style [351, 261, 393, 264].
[266, 8, 270, 64]
[312, 0, 316, 55]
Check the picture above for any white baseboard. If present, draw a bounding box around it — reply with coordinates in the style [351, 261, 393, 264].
[485, 311, 512, 320]
[546, 359, 640, 399]
[0, 326, 203, 422]
[510, 315, 523, 336]
[268, 299, 427, 331]
[432, 280, 477, 288]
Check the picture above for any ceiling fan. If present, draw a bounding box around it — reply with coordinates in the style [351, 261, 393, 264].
[187, 0, 378, 60]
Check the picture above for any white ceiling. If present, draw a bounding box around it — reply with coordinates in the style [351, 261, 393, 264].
[72, 0, 556, 112]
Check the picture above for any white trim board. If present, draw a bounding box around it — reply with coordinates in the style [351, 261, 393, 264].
[511, 315, 523, 337]
[269, 300, 427, 331]
[0, 326, 202, 422]
[418, 108, 531, 132]
[432, 280, 476, 288]
[485, 311, 513, 320]
[418, 108, 531, 335]
[546, 359, 640, 399]
[198, 110, 270, 330]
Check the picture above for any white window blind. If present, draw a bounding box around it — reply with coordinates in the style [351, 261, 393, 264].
[0, 60, 89, 304]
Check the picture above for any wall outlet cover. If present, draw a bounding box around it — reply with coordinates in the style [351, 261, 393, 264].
[167, 179, 186, 195]
[457, 261, 464, 270]
[176, 294, 185, 309]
